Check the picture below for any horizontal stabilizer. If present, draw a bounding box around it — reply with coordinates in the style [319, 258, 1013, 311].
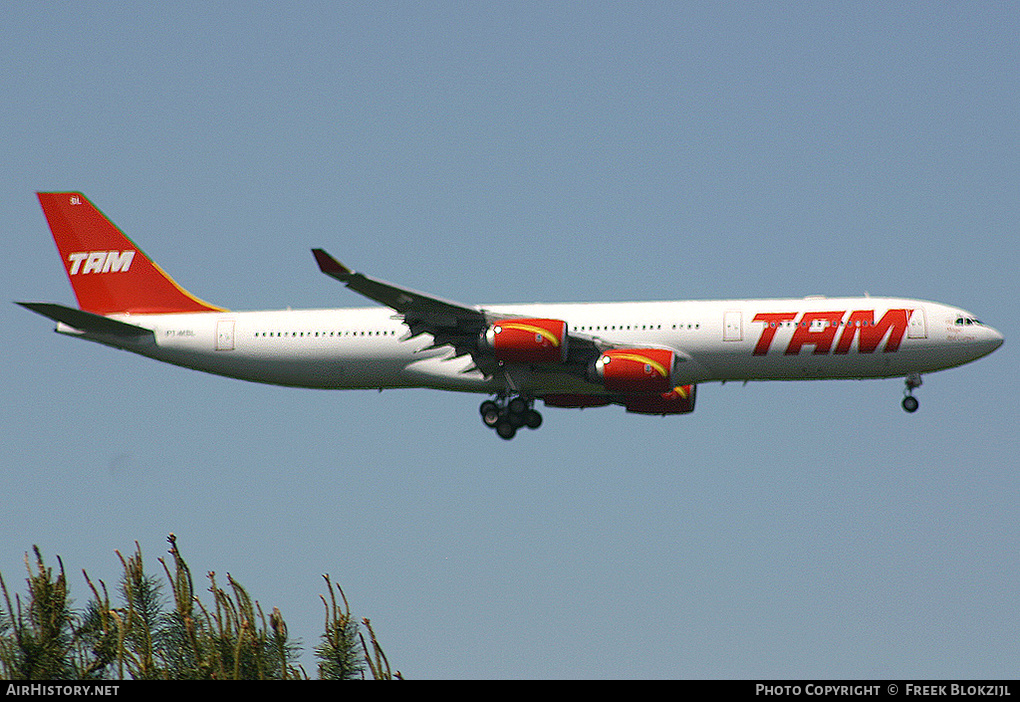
[16, 302, 153, 338]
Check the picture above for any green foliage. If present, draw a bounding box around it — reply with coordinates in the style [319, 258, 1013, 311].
[315, 575, 364, 680]
[0, 547, 78, 679]
[0, 535, 400, 680]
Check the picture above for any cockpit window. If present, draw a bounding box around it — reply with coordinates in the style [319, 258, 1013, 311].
[955, 317, 983, 326]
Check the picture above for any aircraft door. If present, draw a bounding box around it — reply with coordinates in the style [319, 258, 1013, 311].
[908, 308, 927, 339]
[723, 311, 743, 341]
[216, 320, 235, 351]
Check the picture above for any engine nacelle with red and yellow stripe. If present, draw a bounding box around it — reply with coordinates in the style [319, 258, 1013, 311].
[623, 384, 697, 415]
[481, 318, 569, 364]
[590, 348, 678, 394]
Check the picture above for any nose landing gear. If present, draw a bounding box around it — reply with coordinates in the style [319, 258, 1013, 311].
[479, 395, 543, 440]
[902, 373, 922, 413]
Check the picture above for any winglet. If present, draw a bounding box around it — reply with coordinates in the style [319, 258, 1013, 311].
[311, 249, 352, 278]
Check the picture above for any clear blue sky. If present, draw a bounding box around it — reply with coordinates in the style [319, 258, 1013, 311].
[2, 2, 1017, 679]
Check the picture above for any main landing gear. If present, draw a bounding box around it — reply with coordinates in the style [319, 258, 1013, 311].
[480, 395, 543, 440]
[902, 373, 922, 413]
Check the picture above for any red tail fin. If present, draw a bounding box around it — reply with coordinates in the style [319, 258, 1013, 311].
[37, 192, 224, 315]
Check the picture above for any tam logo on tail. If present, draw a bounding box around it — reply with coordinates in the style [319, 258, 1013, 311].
[37, 191, 225, 315]
[67, 250, 136, 275]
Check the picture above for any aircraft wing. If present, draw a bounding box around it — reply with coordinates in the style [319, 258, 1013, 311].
[312, 249, 485, 328]
[313, 248, 493, 361]
[311, 249, 606, 377]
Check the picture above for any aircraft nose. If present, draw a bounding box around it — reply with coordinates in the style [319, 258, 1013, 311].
[975, 324, 1005, 358]
[988, 325, 1004, 351]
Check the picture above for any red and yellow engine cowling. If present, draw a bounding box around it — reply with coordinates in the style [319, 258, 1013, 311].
[542, 385, 696, 414]
[590, 348, 678, 394]
[481, 318, 569, 364]
[623, 385, 697, 415]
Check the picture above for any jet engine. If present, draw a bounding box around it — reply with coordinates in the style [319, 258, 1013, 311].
[624, 385, 697, 415]
[590, 348, 677, 393]
[481, 318, 569, 363]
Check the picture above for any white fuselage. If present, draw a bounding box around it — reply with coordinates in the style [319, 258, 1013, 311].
[73, 296, 1003, 397]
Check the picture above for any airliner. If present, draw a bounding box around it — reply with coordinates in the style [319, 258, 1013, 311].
[19, 192, 1004, 439]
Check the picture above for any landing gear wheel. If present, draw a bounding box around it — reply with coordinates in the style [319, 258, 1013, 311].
[480, 400, 500, 427]
[482, 407, 500, 427]
[482, 394, 539, 438]
[495, 420, 517, 440]
[524, 409, 543, 429]
[507, 407, 527, 428]
[508, 396, 528, 415]
[902, 373, 922, 414]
